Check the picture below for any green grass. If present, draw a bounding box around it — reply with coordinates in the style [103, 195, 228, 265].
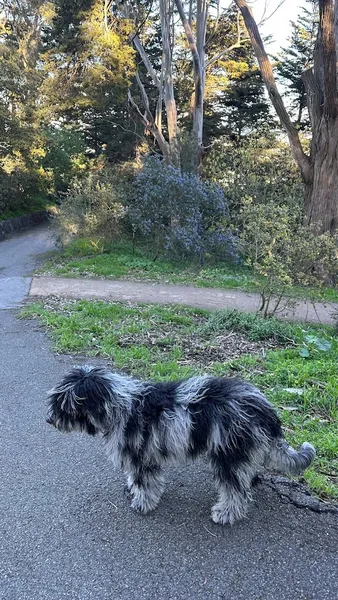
[21, 300, 338, 501]
[199, 309, 297, 343]
[40, 237, 338, 304]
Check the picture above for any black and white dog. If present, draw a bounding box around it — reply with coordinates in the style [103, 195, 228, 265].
[47, 366, 315, 525]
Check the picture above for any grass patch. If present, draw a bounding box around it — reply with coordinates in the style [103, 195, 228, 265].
[40, 237, 338, 303]
[199, 309, 298, 343]
[230, 346, 338, 500]
[22, 299, 338, 501]
[41, 239, 259, 291]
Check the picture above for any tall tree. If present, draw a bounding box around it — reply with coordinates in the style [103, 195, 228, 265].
[203, 8, 272, 142]
[276, 1, 318, 128]
[119, 0, 251, 167]
[234, 0, 338, 234]
[0, 0, 47, 212]
[43, 0, 137, 162]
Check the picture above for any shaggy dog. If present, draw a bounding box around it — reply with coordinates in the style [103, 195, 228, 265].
[47, 366, 316, 525]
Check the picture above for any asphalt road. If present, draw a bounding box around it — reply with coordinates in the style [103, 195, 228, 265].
[0, 225, 55, 309]
[0, 226, 338, 600]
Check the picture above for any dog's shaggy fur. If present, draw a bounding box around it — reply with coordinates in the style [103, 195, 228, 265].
[47, 366, 316, 525]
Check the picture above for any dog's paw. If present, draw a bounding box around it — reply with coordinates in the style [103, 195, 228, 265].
[211, 506, 232, 526]
[211, 502, 247, 525]
[123, 483, 133, 499]
[130, 493, 159, 514]
[130, 497, 152, 514]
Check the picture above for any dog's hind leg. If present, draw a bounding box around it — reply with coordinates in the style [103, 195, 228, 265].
[209, 451, 257, 525]
[211, 480, 251, 525]
[126, 463, 165, 514]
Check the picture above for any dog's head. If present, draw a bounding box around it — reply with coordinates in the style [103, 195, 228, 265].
[46, 366, 114, 435]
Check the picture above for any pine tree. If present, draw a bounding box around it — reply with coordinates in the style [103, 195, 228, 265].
[275, 1, 318, 129]
[202, 8, 273, 143]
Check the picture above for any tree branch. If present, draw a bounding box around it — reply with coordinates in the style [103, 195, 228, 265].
[205, 41, 246, 68]
[233, 0, 311, 183]
[103, 118, 147, 142]
[128, 76, 170, 162]
[132, 34, 162, 91]
[173, 0, 202, 90]
[302, 67, 322, 134]
[174, 0, 203, 137]
[259, 0, 286, 26]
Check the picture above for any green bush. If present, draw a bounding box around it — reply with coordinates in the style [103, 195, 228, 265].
[0, 151, 50, 217]
[238, 198, 338, 315]
[54, 170, 126, 245]
[200, 309, 297, 342]
[203, 135, 303, 213]
[41, 128, 89, 195]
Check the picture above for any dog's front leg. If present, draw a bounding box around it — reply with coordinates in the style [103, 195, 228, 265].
[125, 464, 165, 514]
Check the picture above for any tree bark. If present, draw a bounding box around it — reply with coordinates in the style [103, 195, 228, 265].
[234, 0, 338, 234]
[304, 118, 338, 233]
[174, 0, 204, 155]
[304, 0, 338, 233]
[128, 80, 171, 165]
[160, 0, 180, 166]
[194, 0, 207, 154]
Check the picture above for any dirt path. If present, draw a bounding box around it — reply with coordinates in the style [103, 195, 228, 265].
[30, 275, 337, 324]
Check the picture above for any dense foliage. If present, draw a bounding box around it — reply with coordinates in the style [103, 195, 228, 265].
[0, 0, 273, 219]
[128, 156, 238, 262]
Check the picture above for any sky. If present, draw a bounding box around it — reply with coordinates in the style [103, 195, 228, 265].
[222, 0, 306, 53]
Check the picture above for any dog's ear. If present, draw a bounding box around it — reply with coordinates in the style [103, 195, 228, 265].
[53, 366, 114, 423]
[47, 367, 115, 433]
[48, 369, 87, 415]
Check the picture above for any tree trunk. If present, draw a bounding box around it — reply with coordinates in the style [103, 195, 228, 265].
[234, 0, 338, 234]
[174, 0, 204, 166]
[160, 0, 180, 166]
[193, 0, 207, 156]
[234, 0, 311, 182]
[304, 0, 338, 233]
[305, 117, 338, 233]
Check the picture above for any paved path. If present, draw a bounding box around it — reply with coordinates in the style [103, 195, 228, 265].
[0, 225, 55, 309]
[31, 275, 338, 324]
[1, 226, 338, 600]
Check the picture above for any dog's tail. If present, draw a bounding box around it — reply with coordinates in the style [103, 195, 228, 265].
[266, 439, 316, 475]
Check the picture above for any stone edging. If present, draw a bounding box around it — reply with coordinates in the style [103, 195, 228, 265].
[0, 211, 49, 241]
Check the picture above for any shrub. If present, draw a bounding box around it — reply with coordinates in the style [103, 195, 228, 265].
[54, 170, 126, 245]
[128, 155, 238, 262]
[203, 135, 303, 213]
[41, 128, 89, 195]
[0, 153, 50, 217]
[200, 309, 297, 343]
[239, 197, 338, 315]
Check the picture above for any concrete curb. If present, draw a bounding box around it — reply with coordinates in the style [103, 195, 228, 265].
[0, 211, 49, 241]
